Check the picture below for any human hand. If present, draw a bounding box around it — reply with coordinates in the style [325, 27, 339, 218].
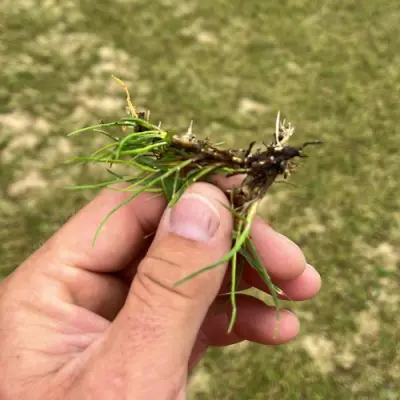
[0, 182, 321, 399]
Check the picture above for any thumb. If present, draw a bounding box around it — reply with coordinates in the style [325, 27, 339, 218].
[84, 183, 233, 397]
[131, 181, 233, 344]
[134, 182, 233, 315]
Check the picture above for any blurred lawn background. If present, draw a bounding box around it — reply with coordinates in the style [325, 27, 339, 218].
[1, 1, 399, 399]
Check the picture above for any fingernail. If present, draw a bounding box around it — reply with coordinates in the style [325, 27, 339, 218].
[169, 193, 220, 241]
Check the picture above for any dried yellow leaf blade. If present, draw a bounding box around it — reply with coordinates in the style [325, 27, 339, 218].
[112, 75, 138, 118]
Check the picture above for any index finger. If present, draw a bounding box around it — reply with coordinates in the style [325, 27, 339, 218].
[42, 186, 167, 273]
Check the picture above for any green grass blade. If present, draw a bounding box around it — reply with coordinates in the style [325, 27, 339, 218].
[228, 249, 238, 332]
[106, 169, 124, 179]
[116, 130, 163, 159]
[173, 201, 258, 286]
[92, 129, 119, 141]
[65, 176, 135, 190]
[68, 121, 136, 136]
[90, 142, 119, 158]
[119, 141, 167, 156]
[169, 165, 220, 205]
[244, 238, 280, 309]
[119, 172, 157, 192]
[92, 158, 195, 245]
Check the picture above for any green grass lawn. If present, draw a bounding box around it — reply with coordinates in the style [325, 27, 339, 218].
[1, 1, 399, 398]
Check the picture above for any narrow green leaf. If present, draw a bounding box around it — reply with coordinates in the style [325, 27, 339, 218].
[92, 158, 195, 245]
[92, 129, 119, 141]
[68, 121, 136, 136]
[65, 176, 134, 190]
[228, 249, 239, 333]
[174, 201, 259, 286]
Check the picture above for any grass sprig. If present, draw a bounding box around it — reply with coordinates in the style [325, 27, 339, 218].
[67, 77, 320, 332]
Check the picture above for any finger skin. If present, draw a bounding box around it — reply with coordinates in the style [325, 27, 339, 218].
[213, 173, 307, 281]
[274, 264, 322, 301]
[211, 173, 246, 191]
[77, 183, 234, 398]
[10, 187, 167, 320]
[203, 294, 299, 345]
[189, 294, 300, 368]
[0, 179, 322, 400]
[247, 216, 307, 281]
[219, 215, 316, 301]
[45, 187, 167, 273]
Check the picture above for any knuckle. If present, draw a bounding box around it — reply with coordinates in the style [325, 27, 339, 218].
[132, 255, 195, 312]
